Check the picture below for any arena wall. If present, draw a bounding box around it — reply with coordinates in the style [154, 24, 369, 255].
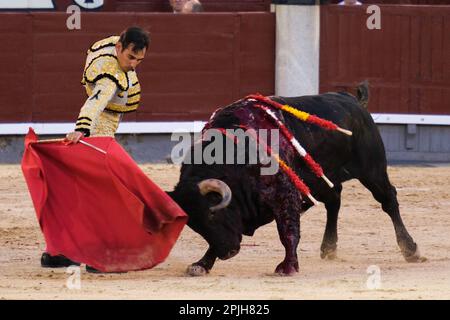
[0, 4, 449, 163]
[320, 5, 450, 115]
[0, 12, 275, 123]
[5, 0, 272, 12]
[319, 4, 450, 163]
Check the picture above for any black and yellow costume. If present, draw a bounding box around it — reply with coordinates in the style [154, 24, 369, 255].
[75, 36, 141, 137]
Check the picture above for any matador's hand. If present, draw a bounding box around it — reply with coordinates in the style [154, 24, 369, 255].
[64, 131, 84, 144]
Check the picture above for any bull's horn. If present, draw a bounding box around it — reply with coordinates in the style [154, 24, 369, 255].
[197, 179, 232, 212]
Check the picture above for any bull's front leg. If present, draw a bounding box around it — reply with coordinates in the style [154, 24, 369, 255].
[274, 208, 301, 276]
[186, 247, 217, 276]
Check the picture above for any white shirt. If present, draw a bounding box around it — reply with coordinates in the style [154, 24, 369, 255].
[338, 1, 362, 5]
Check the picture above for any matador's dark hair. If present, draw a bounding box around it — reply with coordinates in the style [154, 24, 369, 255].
[119, 27, 150, 53]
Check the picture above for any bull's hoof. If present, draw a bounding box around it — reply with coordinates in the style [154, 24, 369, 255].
[186, 264, 208, 276]
[320, 248, 337, 260]
[403, 246, 427, 263]
[275, 261, 299, 276]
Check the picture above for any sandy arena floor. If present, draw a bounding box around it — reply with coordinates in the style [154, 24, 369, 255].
[0, 164, 449, 300]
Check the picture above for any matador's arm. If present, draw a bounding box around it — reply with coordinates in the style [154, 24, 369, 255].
[74, 77, 117, 137]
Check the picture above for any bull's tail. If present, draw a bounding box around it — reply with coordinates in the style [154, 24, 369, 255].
[356, 80, 369, 109]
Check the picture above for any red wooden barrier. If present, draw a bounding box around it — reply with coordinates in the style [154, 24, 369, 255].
[329, 1, 450, 4]
[0, 12, 275, 123]
[29, 0, 272, 12]
[320, 5, 450, 114]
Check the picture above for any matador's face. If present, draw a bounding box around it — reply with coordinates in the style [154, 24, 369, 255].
[115, 42, 146, 72]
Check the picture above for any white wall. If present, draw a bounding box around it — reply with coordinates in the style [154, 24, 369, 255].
[273, 4, 321, 97]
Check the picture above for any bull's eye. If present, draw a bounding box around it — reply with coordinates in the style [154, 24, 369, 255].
[206, 193, 222, 217]
[207, 193, 222, 206]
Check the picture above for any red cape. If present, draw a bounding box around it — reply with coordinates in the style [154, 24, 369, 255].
[21, 129, 187, 272]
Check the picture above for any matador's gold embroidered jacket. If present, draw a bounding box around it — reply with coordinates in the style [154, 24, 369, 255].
[74, 36, 141, 137]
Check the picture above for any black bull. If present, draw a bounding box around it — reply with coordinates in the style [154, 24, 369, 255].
[168, 84, 425, 276]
